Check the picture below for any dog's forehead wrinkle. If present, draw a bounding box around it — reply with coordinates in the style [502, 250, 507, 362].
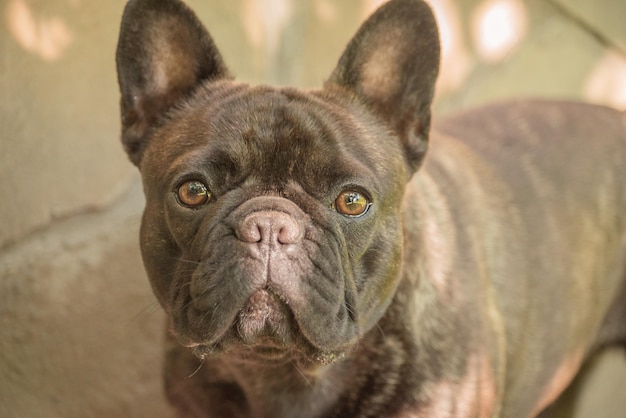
[160, 85, 401, 196]
[198, 92, 376, 193]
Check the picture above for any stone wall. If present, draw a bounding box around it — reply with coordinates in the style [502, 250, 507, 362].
[1, 0, 624, 417]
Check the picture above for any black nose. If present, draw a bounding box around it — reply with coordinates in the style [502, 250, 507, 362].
[237, 211, 303, 245]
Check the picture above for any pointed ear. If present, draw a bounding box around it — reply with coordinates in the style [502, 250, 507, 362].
[325, 0, 440, 171]
[116, 0, 230, 166]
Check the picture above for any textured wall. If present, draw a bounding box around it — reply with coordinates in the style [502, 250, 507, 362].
[1, 0, 625, 417]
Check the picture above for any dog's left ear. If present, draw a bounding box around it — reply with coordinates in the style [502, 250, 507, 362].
[116, 0, 230, 166]
[326, 0, 440, 171]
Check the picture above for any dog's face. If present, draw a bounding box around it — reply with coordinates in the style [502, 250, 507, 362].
[139, 86, 408, 362]
[116, 0, 439, 364]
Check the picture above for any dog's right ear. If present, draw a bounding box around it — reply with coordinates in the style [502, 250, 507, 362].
[116, 0, 230, 166]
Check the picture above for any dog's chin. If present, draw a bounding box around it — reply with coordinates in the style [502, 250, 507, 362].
[189, 339, 345, 369]
[177, 290, 348, 367]
[190, 338, 347, 369]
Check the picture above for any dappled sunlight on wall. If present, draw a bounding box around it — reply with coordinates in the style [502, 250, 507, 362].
[472, 0, 527, 62]
[5, 0, 73, 61]
[428, 0, 473, 94]
[242, 0, 293, 55]
[314, 0, 338, 24]
[584, 51, 626, 109]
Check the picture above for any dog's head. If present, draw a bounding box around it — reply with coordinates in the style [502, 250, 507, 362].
[116, 0, 439, 364]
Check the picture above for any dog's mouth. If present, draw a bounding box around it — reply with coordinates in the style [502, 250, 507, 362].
[190, 339, 295, 364]
[173, 288, 350, 367]
[179, 289, 303, 361]
[235, 289, 293, 342]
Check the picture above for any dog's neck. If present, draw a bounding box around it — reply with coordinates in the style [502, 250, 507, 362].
[215, 355, 349, 418]
[198, 284, 441, 418]
[185, 303, 411, 418]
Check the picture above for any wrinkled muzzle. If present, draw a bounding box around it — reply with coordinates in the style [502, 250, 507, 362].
[168, 196, 360, 359]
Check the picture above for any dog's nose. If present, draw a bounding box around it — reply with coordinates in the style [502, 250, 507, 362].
[237, 211, 303, 245]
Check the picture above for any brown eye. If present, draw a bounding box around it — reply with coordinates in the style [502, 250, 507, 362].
[176, 180, 210, 208]
[334, 191, 371, 217]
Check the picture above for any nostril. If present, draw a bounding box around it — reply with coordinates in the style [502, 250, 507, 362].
[276, 221, 302, 244]
[237, 211, 303, 245]
[237, 217, 266, 243]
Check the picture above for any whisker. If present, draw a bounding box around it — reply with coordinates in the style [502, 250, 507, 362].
[185, 357, 206, 379]
[201, 300, 224, 325]
[126, 300, 163, 324]
[176, 258, 203, 266]
[292, 361, 313, 388]
[344, 303, 357, 320]
[376, 324, 386, 340]
[181, 292, 197, 312]
[164, 255, 203, 265]
[160, 268, 197, 280]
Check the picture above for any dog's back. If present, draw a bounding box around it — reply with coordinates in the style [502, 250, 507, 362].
[406, 99, 626, 414]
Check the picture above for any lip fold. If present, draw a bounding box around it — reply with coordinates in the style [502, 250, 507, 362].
[174, 288, 296, 358]
[235, 289, 294, 346]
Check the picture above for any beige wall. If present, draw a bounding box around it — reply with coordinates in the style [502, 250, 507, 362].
[1, 0, 625, 417]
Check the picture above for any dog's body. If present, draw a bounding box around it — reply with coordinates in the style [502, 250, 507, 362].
[116, 0, 626, 417]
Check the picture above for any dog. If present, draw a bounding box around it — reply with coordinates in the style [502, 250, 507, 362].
[115, 0, 626, 416]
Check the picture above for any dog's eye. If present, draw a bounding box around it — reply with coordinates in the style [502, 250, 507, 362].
[334, 191, 371, 217]
[176, 180, 210, 208]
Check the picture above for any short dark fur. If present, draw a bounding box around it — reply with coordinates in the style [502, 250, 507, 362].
[116, 0, 626, 417]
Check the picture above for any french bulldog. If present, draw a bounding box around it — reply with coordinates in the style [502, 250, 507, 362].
[115, 0, 626, 416]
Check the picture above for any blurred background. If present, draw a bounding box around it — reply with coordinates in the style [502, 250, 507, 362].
[1, 0, 625, 416]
